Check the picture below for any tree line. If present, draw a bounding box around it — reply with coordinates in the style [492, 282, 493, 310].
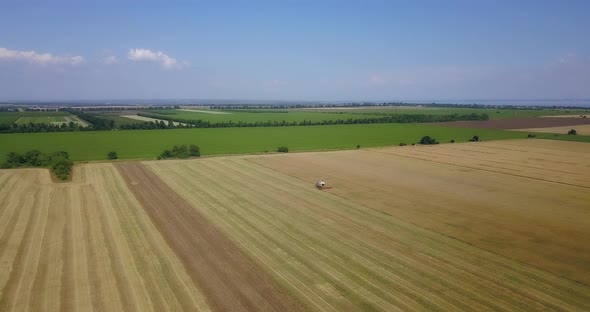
[133, 112, 489, 128]
[0, 110, 488, 133]
[1, 150, 73, 180]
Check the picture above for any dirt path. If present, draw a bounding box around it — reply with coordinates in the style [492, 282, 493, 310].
[115, 163, 304, 312]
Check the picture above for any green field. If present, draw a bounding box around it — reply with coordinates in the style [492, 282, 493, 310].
[97, 114, 148, 126]
[294, 107, 590, 119]
[0, 111, 70, 125]
[145, 109, 382, 123]
[0, 123, 552, 161]
[14, 116, 69, 124]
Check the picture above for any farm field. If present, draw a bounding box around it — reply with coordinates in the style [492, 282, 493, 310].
[249, 139, 590, 285]
[121, 114, 186, 125]
[513, 124, 590, 136]
[14, 115, 89, 127]
[145, 109, 382, 123]
[299, 106, 590, 119]
[1, 140, 590, 311]
[0, 165, 211, 311]
[0, 123, 528, 161]
[434, 116, 590, 130]
[96, 114, 148, 126]
[0, 111, 70, 125]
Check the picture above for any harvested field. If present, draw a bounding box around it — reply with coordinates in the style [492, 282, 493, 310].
[249, 139, 590, 286]
[115, 163, 304, 312]
[2, 140, 590, 311]
[435, 117, 590, 129]
[0, 165, 210, 312]
[514, 124, 590, 136]
[147, 150, 590, 311]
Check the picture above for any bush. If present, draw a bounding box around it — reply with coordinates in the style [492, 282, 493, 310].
[277, 146, 289, 153]
[356, 144, 360, 149]
[568, 129, 577, 135]
[159, 144, 201, 159]
[450, 139, 455, 143]
[107, 151, 118, 160]
[469, 135, 480, 142]
[399, 143, 407, 146]
[527, 133, 536, 138]
[189, 145, 200, 157]
[172, 145, 190, 159]
[419, 136, 439, 145]
[160, 149, 173, 159]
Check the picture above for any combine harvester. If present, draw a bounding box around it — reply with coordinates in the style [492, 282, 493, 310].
[315, 180, 332, 190]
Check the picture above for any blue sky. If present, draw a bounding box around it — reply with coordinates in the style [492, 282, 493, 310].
[0, 0, 589, 101]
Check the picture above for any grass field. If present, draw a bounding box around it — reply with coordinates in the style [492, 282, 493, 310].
[1, 140, 589, 311]
[0, 124, 530, 161]
[298, 107, 590, 119]
[145, 109, 384, 123]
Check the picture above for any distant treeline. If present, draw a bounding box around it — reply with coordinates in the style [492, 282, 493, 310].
[132, 112, 489, 129]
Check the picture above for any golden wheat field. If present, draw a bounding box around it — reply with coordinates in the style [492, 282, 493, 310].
[0, 139, 589, 311]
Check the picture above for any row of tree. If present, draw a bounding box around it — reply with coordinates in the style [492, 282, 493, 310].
[0, 121, 83, 133]
[1, 150, 73, 180]
[136, 112, 489, 129]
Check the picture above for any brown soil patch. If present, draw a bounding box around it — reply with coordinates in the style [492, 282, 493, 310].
[115, 163, 303, 312]
[434, 117, 590, 129]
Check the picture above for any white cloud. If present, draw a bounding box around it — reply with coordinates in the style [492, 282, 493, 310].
[102, 55, 118, 65]
[0, 47, 84, 65]
[127, 48, 186, 70]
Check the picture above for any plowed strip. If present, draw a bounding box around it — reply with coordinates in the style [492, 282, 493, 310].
[115, 163, 303, 312]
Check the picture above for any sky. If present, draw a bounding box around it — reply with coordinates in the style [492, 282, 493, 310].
[0, 0, 589, 101]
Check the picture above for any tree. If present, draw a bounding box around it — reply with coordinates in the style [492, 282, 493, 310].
[107, 151, 118, 160]
[277, 146, 289, 153]
[419, 136, 439, 145]
[189, 145, 200, 157]
[568, 129, 577, 135]
[470, 135, 479, 142]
